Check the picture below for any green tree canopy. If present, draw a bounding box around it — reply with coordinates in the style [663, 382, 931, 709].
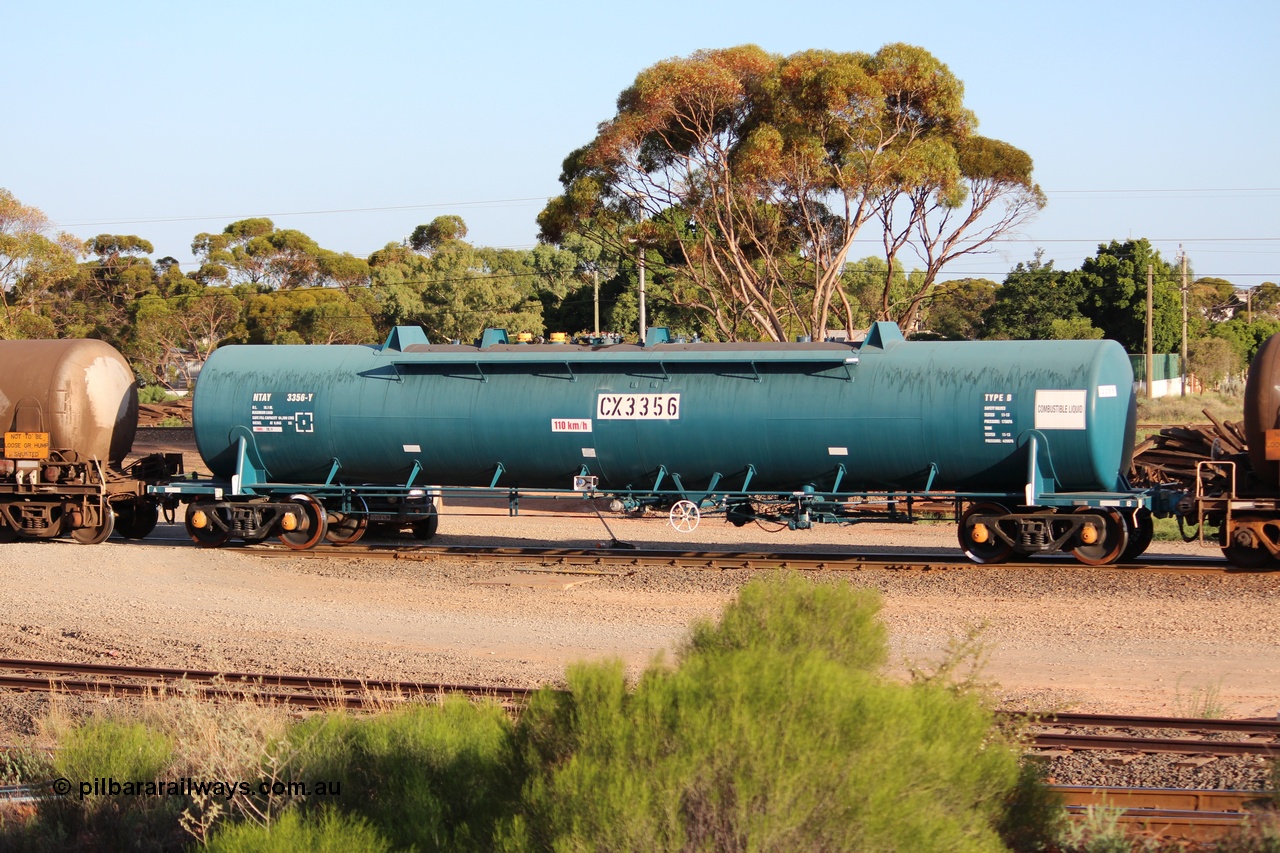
[1189, 276, 1239, 323]
[409, 216, 468, 253]
[76, 233, 160, 347]
[1243, 281, 1280, 320]
[982, 253, 1096, 341]
[1188, 335, 1240, 388]
[1076, 239, 1180, 353]
[919, 277, 998, 340]
[0, 188, 83, 337]
[540, 44, 1042, 342]
[1209, 316, 1280, 367]
[192, 219, 369, 290]
[231, 288, 375, 346]
[369, 219, 545, 343]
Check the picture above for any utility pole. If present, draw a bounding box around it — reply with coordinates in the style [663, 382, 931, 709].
[626, 192, 648, 345]
[1247, 288, 1253, 325]
[1180, 247, 1189, 397]
[1152, 263, 1162, 397]
[592, 267, 600, 336]
[638, 247, 647, 344]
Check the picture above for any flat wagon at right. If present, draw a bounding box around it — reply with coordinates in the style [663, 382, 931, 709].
[1180, 333, 1280, 568]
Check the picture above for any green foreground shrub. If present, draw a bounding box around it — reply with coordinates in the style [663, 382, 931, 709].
[283, 697, 519, 852]
[502, 575, 1035, 853]
[205, 807, 393, 853]
[35, 719, 179, 850]
[53, 719, 173, 788]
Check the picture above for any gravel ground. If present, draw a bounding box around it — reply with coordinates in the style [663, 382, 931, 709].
[1037, 749, 1275, 791]
[0, 428, 1277, 792]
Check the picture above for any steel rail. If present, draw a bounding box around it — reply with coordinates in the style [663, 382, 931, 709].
[1020, 711, 1280, 735]
[0, 658, 535, 709]
[1032, 732, 1278, 757]
[1015, 711, 1280, 756]
[8, 659, 1276, 750]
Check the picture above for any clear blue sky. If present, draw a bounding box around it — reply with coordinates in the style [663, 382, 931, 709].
[4, 0, 1277, 285]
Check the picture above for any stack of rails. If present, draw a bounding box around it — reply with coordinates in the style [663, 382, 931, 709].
[1130, 410, 1249, 486]
[137, 398, 192, 426]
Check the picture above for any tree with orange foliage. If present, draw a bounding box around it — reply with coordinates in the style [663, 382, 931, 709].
[540, 45, 1043, 341]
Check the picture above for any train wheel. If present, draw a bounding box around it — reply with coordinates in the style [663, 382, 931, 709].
[325, 496, 369, 546]
[70, 505, 115, 545]
[413, 504, 439, 540]
[957, 502, 1014, 564]
[1071, 507, 1128, 566]
[1119, 508, 1154, 562]
[1222, 544, 1274, 569]
[0, 522, 17, 544]
[115, 499, 160, 540]
[186, 501, 231, 547]
[669, 500, 701, 533]
[279, 494, 328, 551]
[1220, 515, 1277, 568]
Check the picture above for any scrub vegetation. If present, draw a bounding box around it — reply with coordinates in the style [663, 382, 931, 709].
[1135, 391, 1243, 427]
[0, 576, 1271, 851]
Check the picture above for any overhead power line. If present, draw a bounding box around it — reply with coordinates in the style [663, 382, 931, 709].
[50, 187, 1280, 230]
[54, 197, 552, 228]
[1046, 187, 1280, 194]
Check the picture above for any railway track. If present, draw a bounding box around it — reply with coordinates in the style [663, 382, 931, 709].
[1052, 786, 1278, 843]
[0, 658, 533, 710]
[214, 540, 1244, 574]
[4, 657, 1276, 755]
[1018, 711, 1280, 757]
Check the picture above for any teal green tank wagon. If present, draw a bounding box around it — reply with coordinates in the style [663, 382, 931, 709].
[162, 323, 1150, 564]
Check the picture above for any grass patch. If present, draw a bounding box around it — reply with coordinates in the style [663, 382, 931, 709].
[1136, 391, 1243, 426]
[1152, 515, 1185, 542]
[2, 690, 297, 851]
[1152, 514, 1222, 544]
[137, 386, 179, 405]
[0, 745, 51, 786]
[1058, 800, 1131, 853]
[1172, 676, 1227, 719]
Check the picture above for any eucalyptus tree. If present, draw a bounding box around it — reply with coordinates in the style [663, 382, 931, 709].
[0, 188, 82, 335]
[369, 216, 544, 343]
[540, 44, 1042, 341]
[875, 135, 1044, 332]
[192, 218, 369, 290]
[918, 277, 999, 340]
[77, 234, 159, 345]
[131, 282, 243, 388]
